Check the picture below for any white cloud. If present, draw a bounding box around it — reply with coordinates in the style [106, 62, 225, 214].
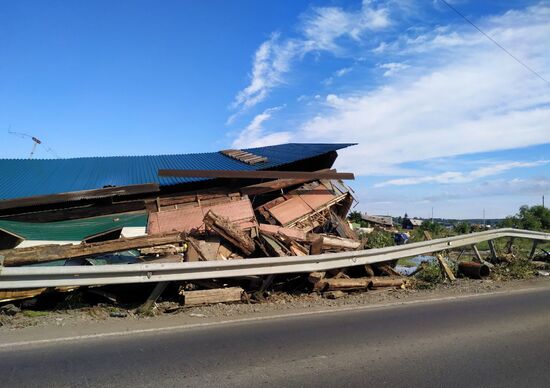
[231, 106, 292, 148]
[376, 160, 550, 187]
[335, 67, 353, 77]
[232, 35, 300, 110]
[230, 1, 391, 111]
[254, 4, 550, 175]
[378, 62, 409, 76]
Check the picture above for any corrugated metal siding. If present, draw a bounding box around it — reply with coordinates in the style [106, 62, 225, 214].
[0, 143, 353, 200]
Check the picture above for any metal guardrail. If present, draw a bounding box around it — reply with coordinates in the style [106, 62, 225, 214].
[0, 228, 548, 289]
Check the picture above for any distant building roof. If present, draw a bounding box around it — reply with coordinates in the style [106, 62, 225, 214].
[361, 214, 393, 227]
[0, 143, 354, 200]
[410, 219, 424, 226]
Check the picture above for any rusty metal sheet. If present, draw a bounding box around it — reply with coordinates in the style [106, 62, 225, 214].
[148, 197, 256, 234]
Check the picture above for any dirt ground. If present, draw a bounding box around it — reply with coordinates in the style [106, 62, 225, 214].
[2, 276, 549, 333]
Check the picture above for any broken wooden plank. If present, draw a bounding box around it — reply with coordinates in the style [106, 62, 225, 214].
[436, 254, 456, 281]
[471, 244, 494, 268]
[180, 287, 244, 306]
[158, 169, 355, 180]
[258, 224, 308, 242]
[203, 210, 256, 256]
[309, 236, 324, 255]
[0, 232, 185, 266]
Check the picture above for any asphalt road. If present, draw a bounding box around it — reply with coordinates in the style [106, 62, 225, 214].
[2, 287, 550, 387]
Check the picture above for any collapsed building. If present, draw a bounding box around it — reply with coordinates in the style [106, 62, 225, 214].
[2, 143, 413, 305]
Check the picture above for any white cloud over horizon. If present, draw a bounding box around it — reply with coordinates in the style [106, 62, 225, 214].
[375, 160, 550, 187]
[232, 3, 550, 177]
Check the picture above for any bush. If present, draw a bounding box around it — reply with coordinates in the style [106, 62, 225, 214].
[453, 221, 471, 235]
[367, 230, 394, 248]
[414, 261, 443, 288]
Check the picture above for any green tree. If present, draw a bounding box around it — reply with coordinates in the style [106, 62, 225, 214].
[420, 220, 443, 236]
[499, 205, 550, 231]
[347, 210, 363, 224]
[453, 221, 471, 235]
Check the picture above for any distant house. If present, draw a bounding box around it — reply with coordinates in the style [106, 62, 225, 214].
[402, 217, 423, 230]
[361, 214, 394, 229]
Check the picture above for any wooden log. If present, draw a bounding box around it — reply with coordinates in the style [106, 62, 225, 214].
[324, 278, 372, 291]
[364, 264, 375, 277]
[308, 271, 326, 283]
[180, 287, 244, 306]
[308, 234, 361, 250]
[0, 232, 185, 267]
[203, 210, 255, 256]
[370, 278, 407, 288]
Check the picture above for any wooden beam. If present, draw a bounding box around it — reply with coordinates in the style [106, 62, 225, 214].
[0, 232, 185, 266]
[240, 169, 334, 195]
[436, 254, 456, 281]
[180, 287, 244, 306]
[159, 169, 355, 180]
[0, 183, 159, 211]
[203, 210, 256, 256]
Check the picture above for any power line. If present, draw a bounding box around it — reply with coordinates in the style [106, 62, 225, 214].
[440, 0, 550, 87]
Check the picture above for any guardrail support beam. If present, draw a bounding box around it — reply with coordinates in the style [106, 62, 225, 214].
[529, 240, 540, 260]
[488, 240, 498, 263]
[137, 281, 170, 314]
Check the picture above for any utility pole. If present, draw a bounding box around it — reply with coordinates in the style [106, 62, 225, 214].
[483, 208, 486, 228]
[543, 195, 545, 208]
[431, 207, 434, 222]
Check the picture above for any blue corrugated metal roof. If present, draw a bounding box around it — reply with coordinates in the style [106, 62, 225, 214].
[0, 143, 354, 200]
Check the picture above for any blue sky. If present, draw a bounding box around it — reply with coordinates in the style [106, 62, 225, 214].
[1, 0, 549, 218]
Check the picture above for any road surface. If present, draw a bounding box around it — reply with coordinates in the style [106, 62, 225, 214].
[2, 286, 550, 387]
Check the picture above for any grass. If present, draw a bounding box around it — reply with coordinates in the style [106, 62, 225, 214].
[22, 310, 49, 318]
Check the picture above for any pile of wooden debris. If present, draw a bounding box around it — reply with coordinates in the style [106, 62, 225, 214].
[0, 177, 413, 310]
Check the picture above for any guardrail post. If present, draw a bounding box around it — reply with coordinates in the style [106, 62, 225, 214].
[488, 240, 498, 263]
[529, 240, 540, 260]
[506, 237, 515, 254]
[137, 281, 170, 314]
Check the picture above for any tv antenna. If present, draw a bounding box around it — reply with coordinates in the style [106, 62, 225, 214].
[7, 129, 60, 159]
